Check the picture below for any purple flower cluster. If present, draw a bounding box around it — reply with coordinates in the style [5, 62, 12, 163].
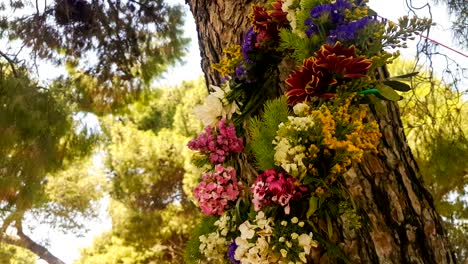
[242, 27, 256, 62]
[227, 241, 240, 264]
[235, 27, 257, 83]
[327, 16, 379, 43]
[305, 0, 352, 37]
[188, 118, 244, 164]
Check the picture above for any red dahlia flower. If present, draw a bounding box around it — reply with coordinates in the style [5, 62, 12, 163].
[251, 1, 288, 46]
[314, 42, 373, 79]
[269, 0, 288, 25]
[285, 42, 373, 105]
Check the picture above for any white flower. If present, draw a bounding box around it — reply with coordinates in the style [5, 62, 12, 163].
[282, 0, 294, 12]
[198, 231, 229, 260]
[291, 217, 299, 224]
[256, 211, 265, 220]
[193, 84, 240, 126]
[293, 103, 310, 116]
[193, 95, 223, 127]
[291, 233, 299, 240]
[280, 248, 288, 258]
[239, 221, 255, 239]
[298, 233, 318, 255]
[299, 252, 307, 263]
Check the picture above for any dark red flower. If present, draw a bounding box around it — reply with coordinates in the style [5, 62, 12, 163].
[251, 169, 307, 214]
[285, 42, 372, 105]
[251, 1, 289, 47]
[314, 42, 372, 79]
[285, 58, 336, 105]
[251, 5, 271, 33]
[270, 0, 288, 25]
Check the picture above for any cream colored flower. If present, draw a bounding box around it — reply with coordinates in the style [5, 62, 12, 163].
[280, 248, 288, 258]
[239, 221, 255, 239]
[193, 83, 240, 127]
[293, 103, 310, 116]
[299, 252, 307, 263]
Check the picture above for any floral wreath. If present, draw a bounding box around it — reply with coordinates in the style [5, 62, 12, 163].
[186, 0, 430, 263]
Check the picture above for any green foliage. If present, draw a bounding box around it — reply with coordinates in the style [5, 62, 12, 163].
[432, 0, 467, 48]
[0, 63, 96, 210]
[382, 16, 433, 50]
[0, 244, 36, 264]
[130, 78, 206, 136]
[76, 232, 164, 264]
[104, 121, 187, 211]
[391, 59, 468, 216]
[390, 59, 468, 261]
[76, 198, 199, 263]
[444, 222, 468, 261]
[78, 79, 207, 263]
[248, 97, 290, 170]
[0, 60, 101, 262]
[3, 0, 189, 88]
[41, 158, 105, 233]
[279, 29, 318, 62]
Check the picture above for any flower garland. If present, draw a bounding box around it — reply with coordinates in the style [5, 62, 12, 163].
[185, 0, 430, 263]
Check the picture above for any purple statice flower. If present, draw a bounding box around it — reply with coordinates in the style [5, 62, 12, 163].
[242, 27, 256, 63]
[355, 0, 364, 5]
[235, 63, 248, 79]
[310, 3, 334, 19]
[305, 0, 353, 37]
[305, 18, 319, 37]
[312, 0, 352, 23]
[227, 241, 240, 264]
[327, 16, 380, 43]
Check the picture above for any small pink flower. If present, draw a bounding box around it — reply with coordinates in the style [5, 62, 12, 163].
[194, 165, 242, 216]
[188, 118, 244, 164]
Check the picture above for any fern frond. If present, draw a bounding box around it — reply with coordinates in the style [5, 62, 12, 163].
[279, 29, 319, 62]
[248, 97, 290, 171]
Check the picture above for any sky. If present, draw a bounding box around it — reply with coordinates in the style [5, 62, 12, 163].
[13, 0, 467, 263]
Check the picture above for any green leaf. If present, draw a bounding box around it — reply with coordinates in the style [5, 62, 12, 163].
[307, 196, 319, 218]
[367, 8, 378, 17]
[359, 88, 380, 95]
[390, 72, 419, 79]
[376, 84, 403, 101]
[367, 94, 388, 115]
[326, 212, 333, 239]
[383, 80, 411, 92]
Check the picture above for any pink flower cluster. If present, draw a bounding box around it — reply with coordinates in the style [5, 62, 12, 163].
[251, 169, 308, 214]
[194, 165, 242, 216]
[188, 118, 244, 164]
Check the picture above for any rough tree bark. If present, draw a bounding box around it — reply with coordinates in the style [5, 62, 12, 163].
[186, 0, 456, 263]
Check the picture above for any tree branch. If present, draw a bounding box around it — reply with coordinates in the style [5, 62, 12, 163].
[0, 221, 67, 264]
[0, 50, 18, 77]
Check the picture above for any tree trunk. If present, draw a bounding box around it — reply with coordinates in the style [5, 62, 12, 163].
[186, 0, 258, 87]
[186, 0, 455, 263]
